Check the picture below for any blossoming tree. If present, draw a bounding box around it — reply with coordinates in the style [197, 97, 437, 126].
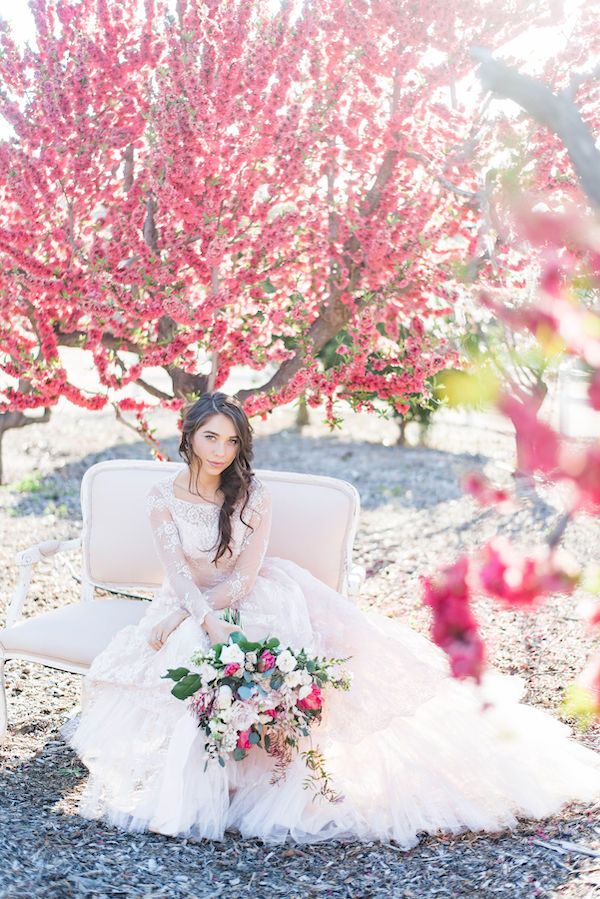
[0, 0, 555, 469]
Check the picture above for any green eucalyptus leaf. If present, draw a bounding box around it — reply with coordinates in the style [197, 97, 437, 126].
[171, 673, 201, 700]
[162, 667, 190, 681]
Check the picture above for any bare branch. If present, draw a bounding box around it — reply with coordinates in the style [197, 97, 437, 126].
[123, 144, 134, 192]
[406, 151, 480, 202]
[135, 377, 173, 401]
[113, 404, 173, 460]
[471, 47, 600, 209]
[54, 327, 144, 356]
[0, 406, 51, 435]
[143, 194, 159, 251]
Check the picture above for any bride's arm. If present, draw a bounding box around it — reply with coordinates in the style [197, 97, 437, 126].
[146, 485, 212, 627]
[205, 483, 272, 612]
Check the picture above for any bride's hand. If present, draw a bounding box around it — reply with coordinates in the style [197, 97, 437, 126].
[148, 609, 189, 651]
[203, 611, 240, 647]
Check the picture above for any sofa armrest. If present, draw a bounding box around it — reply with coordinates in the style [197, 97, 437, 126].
[7, 536, 82, 628]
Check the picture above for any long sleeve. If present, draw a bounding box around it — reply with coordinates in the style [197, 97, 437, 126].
[146, 485, 212, 625]
[206, 482, 272, 611]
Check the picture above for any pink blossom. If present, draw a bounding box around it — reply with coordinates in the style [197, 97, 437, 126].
[257, 650, 276, 673]
[478, 537, 578, 608]
[224, 663, 240, 677]
[462, 472, 513, 509]
[422, 556, 485, 682]
[236, 729, 252, 750]
[297, 684, 323, 711]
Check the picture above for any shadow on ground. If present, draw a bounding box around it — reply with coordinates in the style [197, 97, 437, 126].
[3, 427, 551, 523]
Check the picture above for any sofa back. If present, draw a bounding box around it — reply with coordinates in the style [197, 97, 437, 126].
[80, 460, 360, 594]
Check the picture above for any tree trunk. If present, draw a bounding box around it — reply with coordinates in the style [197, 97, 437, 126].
[295, 393, 310, 428]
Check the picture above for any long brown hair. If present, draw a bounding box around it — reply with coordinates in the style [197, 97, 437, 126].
[179, 391, 254, 563]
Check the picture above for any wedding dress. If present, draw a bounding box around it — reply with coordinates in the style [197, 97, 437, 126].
[67, 473, 600, 846]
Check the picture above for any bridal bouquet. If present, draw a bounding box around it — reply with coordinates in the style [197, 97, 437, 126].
[164, 631, 351, 801]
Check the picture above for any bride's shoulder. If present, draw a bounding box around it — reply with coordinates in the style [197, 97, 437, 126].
[145, 474, 174, 512]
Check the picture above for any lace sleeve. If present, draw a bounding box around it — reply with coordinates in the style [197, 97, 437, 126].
[206, 481, 272, 612]
[146, 484, 212, 625]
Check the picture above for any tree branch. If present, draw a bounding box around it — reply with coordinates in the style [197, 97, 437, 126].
[135, 377, 173, 401]
[471, 47, 600, 209]
[0, 406, 51, 435]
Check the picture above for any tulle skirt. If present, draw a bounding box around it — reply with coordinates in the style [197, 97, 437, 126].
[65, 558, 600, 847]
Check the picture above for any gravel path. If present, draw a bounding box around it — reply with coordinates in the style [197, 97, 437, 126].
[0, 402, 599, 899]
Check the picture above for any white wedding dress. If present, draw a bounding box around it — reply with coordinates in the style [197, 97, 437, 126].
[67, 474, 600, 846]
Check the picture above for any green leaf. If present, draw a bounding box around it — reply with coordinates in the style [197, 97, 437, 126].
[218, 756, 226, 768]
[229, 631, 247, 645]
[171, 673, 201, 700]
[581, 566, 600, 594]
[270, 673, 283, 690]
[162, 667, 190, 682]
[562, 683, 599, 730]
[267, 638, 280, 649]
[261, 279, 276, 294]
[232, 748, 247, 761]
[248, 731, 260, 745]
[264, 734, 271, 752]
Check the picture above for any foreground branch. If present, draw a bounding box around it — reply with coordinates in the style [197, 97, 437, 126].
[471, 47, 600, 209]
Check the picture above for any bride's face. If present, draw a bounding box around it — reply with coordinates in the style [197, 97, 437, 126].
[190, 413, 240, 474]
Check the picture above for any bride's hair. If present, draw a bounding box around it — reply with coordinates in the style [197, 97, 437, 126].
[179, 391, 254, 563]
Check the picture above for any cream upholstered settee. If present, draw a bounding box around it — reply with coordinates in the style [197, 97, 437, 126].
[0, 460, 362, 738]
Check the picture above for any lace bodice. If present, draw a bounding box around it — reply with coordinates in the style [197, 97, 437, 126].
[146, 474, 272, 624]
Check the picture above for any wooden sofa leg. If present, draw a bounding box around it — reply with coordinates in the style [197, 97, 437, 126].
[0, 656, 8, 740]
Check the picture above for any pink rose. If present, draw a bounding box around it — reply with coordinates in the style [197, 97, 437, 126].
[297, 684, 322, 711]
[224, 663, 240, 677]
[236, 729, 252, 750]
[257, 650, 276, 672]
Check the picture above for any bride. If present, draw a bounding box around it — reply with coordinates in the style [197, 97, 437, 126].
[67, 391, 600, 845]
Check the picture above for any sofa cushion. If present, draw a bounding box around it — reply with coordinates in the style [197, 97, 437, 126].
[81, 462, 358, 594]
[0, 600, 147, 669]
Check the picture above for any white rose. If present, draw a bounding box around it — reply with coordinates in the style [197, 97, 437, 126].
[222, 733, 237, 752]
[297, 683, 312, 700]
[284, 670, 303, 689]
[246, 651, 258, 665]
[216, 685, 233, 709]
[276, 650, 297, 674]
[220, 643, 246, 667]
[199, 663, 218, 683]
[209, 718, 226, 734]
[232, 703, 259, 730]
